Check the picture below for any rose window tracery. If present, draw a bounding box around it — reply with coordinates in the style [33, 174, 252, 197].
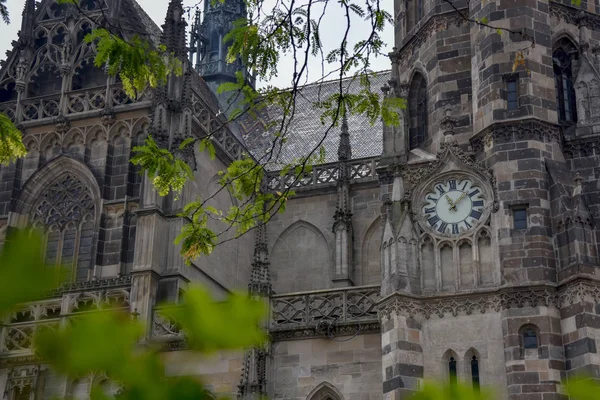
[33, 174, 95, 229]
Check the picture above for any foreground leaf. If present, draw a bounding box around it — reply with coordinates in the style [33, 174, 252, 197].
[160, 285, 268, 353]
[0, 229, 64, 317]
[0, 113, 27, 165]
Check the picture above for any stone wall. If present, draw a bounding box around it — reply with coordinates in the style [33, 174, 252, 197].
[163, 350, 244, 397]
[270, 335, 382, 400]
[422, 312, 508, 395]
[267, 185, 381, 293]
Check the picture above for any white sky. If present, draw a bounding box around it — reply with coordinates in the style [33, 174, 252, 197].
[0, 0, 393, 88]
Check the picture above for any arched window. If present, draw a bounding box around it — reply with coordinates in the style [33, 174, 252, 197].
[522, 326, 538, 349]
[471, 355, 480, 391]
[449, 356, 457, 385]
[408, 73, 428, 150]
[553, 46, 577, 123]
[31, 173, 97, 282]
[306, 382, 344, 400]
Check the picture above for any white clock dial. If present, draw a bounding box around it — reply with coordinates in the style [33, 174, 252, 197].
[421, 178, 486, 235]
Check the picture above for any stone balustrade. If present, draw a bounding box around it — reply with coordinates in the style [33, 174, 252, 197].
[0, 277, 132, 358]
[269, 285, 381, 340]
[266, 157, 380, 191]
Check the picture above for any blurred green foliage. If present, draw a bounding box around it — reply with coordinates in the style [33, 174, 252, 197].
[1, 228, 266, 400]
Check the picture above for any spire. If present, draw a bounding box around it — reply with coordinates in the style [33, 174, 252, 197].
[161, 0, 188, 60]
[238, 222, 270, 399]
[198, 0, 254, 108]
[337, 112, 352, 161]
[248, 222, 271, 296]
[18, 0, 35, 47]
[332, 112, 354, 286]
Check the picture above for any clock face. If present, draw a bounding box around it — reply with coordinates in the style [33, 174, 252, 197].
[421, 177, 486, 235]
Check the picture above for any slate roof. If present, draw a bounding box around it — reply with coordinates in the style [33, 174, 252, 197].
[240, 71, 391, 169]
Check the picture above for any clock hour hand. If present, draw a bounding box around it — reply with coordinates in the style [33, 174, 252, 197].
[445, 195, 456, 211]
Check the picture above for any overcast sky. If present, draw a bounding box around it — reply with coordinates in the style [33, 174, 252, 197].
[0, 0, 393, 88]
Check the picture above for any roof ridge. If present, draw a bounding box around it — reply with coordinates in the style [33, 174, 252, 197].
[282, 69, 392, 92]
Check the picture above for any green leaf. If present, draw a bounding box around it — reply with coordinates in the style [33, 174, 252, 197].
[0, 229, 66, 318]
[159, 286, 267, 353]
[0, 113, 27, 165]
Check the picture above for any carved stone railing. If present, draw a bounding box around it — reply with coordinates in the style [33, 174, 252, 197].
[0, 277, 132, 358]
[269, 285, 381, 340]
[151, 309, 182, 341]
[0, 84, 152, 124]
[266, 157, 380, 191]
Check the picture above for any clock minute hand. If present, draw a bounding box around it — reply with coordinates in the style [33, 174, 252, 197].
[454, 192, 467, 207]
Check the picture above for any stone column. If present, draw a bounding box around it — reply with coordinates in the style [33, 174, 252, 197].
[502, 304, 565, 400]
[378, 295, 424, 399]
[560, 282, 600, 381]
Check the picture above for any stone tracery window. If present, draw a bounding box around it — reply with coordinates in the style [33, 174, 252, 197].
[32, 173, 96, 282]
[553, 46, 577, 124]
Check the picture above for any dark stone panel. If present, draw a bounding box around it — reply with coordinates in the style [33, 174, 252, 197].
[507, 372, 541, 385]
[396, 340, 423, 353]
[382, 376, 404, 394]
[394, 363, 424, 378]
[564, 337, 597, 359]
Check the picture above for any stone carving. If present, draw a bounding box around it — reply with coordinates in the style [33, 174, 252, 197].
[400, 140, 500, 212]
[266, 157, 379, 191]
[270, 285, 380, 330]
[550, 2, 600, 30]
[4, 366, 40, 398]
[32, 174, 95, 229]
[152, 312, 182, 338]
[470, 120, 562, 154]
[376, 280, 600, 320]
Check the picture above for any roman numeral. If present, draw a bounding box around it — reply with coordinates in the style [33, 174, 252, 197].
[468, 189, 480, 198]
[470, 210, 482, 220]
[452, 224, 459, 234]
[424, 207, 435, 214]
[449, 180, 457, 190]
[472, 200, 484, 207]
[461, 181, 469, 191]
[428, 215, 440, 226]
[464, 220, 472, 229]
[427, 196, 438, 202]
[436, 185, 446, 194]
[438, 222, 448, 233]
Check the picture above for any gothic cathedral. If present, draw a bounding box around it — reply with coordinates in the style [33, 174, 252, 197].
[0, 0, 599, 399]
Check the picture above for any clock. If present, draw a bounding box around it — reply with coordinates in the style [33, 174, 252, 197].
[421, 177, 486, 235]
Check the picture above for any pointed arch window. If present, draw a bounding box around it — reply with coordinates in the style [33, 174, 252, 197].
[471, 355, 480, 391]
[409, 73, 428, 150]
[553, 48, 577, 123]
[448, 357, 457, 385]
[32, 173, 96, 282]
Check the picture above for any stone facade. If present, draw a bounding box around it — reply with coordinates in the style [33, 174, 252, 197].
[1, 0, 600, 399]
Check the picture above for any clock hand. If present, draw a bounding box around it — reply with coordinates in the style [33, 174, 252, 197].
[445, 195, 457, 211]
[449, 192, 467, 211]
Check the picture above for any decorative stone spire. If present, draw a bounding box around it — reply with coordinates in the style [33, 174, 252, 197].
[237, 222, 270, 399]
[18, 0, 35, 47]
[333, 112, 354, 286]
[161, 0, 188, 60]
[197, 0, 254, 113]
[337, 113, 352, 161]
[248, 222, 271, 296]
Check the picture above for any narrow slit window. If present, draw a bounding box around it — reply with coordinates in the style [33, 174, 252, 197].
[513, 208, 527, 230]
[471, 355, 480, 391]
[507, 79, 518, 110]
[449, 357, 457, 385]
